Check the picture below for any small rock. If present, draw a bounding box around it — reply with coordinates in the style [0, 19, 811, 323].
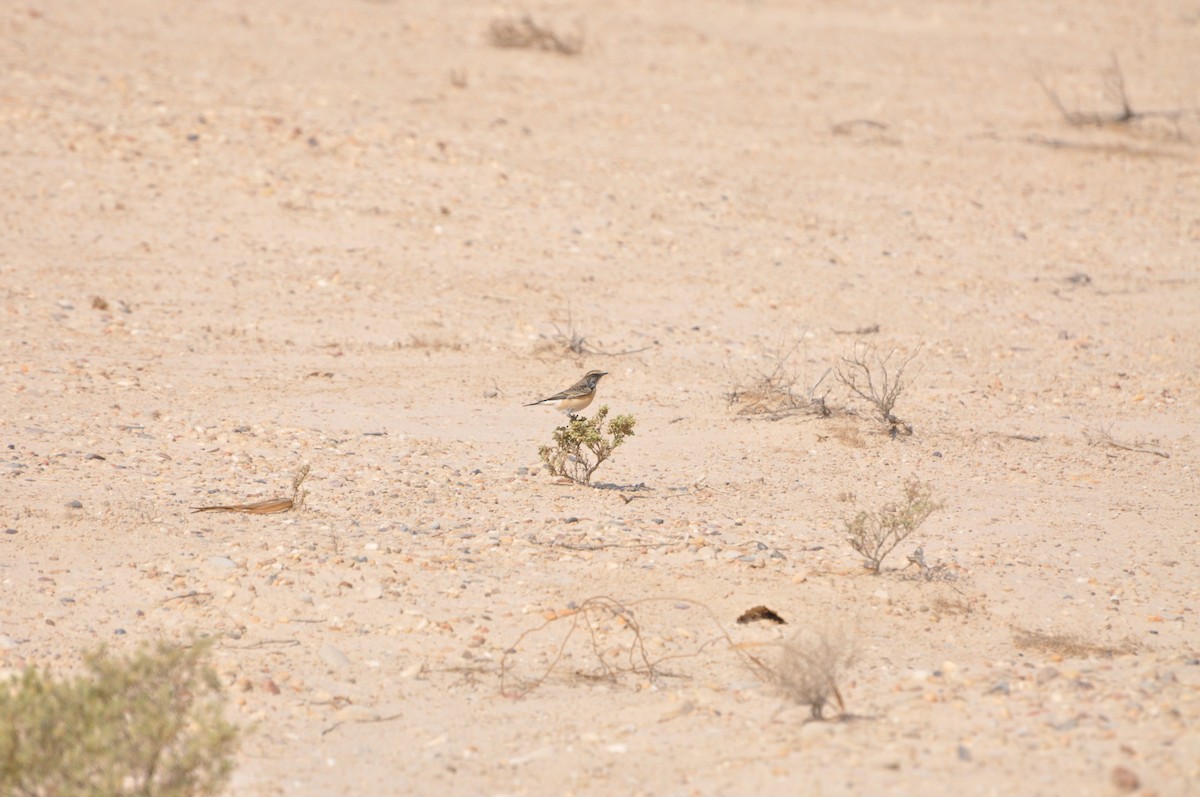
[1036, 666, 1059, 685]
[66, 500, 83, 509]
[1110, 766, 1139, 792]
[0, 635, 18, 649]
[957, 744, 972, 761]
[336, 705, 379, 722]
[318, 644, 351, 669]
[206, 555, 237, 570]
[3, 529, 16, 535]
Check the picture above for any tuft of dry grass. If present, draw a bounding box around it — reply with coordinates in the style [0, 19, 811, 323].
[489, 15, 583, 55]
[725, 342, 832, 419]
[763, 628, 855, 720]
[1012, 627, 1140, 659]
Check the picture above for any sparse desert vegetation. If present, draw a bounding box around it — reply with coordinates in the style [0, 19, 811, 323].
[843, 478, 943, 574]
[3, 1, 1194, 795]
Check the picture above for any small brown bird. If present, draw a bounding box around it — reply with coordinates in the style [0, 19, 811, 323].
[525, 370, 608, 418]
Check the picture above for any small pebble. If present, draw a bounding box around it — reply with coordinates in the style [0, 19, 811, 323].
[1110, 766, 1139, 792]
[319, 644, 351, 669]
[66, 500, 83, 509]
[1036, 666, 1059, 685]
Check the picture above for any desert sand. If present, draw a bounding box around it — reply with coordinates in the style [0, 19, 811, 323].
[2, 0, 1199, 794]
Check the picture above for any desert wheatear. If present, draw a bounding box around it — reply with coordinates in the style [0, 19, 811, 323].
[525, 370, 608, 418]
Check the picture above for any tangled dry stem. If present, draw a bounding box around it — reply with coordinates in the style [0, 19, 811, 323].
[725, 341, 833, 419]
[835, 343, 921, 435]
[500, 596, 769, 699]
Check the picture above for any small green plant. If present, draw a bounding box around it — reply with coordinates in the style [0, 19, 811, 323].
[844, 478, 943, 573]
[0, 637, 239, 797]
[538, 406, 636, 484]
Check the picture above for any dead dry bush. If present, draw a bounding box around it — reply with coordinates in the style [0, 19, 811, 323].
[725, 341, 833, 419]
[500, 596, 767, 699]
[533, 306, 655, 359]
[836, 343, 921, 435]
[762, 628, 855, 720]
[489, 14, 583, 55]
[1035, 54, 1199, 137]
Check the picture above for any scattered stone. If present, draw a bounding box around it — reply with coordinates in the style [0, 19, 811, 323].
[66, 500, 83, 509]
[206, 555, 237, 570]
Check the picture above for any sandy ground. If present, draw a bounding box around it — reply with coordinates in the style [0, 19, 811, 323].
[3, 0, 1200, 794]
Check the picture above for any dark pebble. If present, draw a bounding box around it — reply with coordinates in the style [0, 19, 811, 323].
[66, 500, 83, 509]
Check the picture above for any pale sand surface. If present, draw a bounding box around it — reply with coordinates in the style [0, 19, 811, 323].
[2, 1, 1199, 795]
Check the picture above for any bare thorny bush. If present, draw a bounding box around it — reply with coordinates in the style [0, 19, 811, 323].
[836, 343, 922, 436]
[500, 596, 770, 699]
[844, 478, 943, 574]
[725, 341, 833, 419]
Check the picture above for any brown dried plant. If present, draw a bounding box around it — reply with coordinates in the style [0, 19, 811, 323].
[763, 628, 855, 720]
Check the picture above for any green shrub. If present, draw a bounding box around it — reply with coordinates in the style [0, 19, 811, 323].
[844, 478, 943, 573]
[538, 406, 636, 484]
[0, 637, 239, 797]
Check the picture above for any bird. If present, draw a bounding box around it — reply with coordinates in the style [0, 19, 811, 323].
[525, 370, 608, 419]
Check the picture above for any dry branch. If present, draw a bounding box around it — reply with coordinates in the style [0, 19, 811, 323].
[190, 464, 310, 514]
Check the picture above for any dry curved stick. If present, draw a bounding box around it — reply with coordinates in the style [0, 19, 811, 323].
[191, 497, 294, 514]
[191, 464, 311, 513]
